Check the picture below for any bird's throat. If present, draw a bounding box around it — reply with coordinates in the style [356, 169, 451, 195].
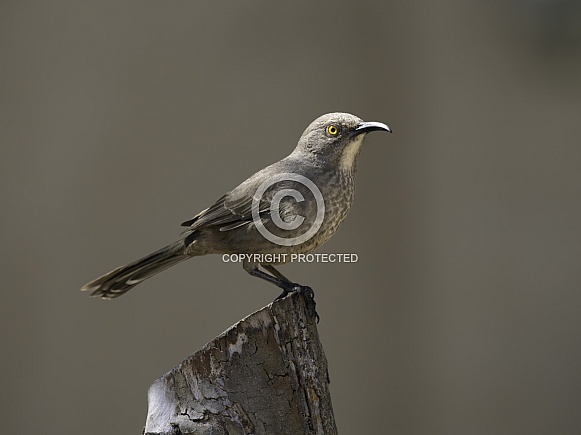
[339, 135, 365, 172]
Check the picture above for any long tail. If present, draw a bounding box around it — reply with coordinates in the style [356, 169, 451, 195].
[81, 240, 188, 299]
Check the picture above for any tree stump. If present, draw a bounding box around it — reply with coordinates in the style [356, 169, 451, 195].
[144, 290, 337, 435]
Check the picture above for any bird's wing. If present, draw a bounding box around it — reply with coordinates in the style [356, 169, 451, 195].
[181, 178, 298, 232]
[181, 193, 256, 231]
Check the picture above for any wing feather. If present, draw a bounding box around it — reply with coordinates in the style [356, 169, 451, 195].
[180, 171, 299, 233]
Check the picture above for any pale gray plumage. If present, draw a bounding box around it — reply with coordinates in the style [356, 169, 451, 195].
[81, 112, 391, 299]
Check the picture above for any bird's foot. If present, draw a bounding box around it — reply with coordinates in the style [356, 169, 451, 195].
[275, 283, 319, 323]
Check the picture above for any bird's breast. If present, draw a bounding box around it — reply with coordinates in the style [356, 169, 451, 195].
[276, 170, 355, 255]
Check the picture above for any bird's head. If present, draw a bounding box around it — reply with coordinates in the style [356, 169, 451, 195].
[293, 112, 391, 172]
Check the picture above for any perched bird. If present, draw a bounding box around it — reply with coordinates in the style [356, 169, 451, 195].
[81, 112, 391, 300]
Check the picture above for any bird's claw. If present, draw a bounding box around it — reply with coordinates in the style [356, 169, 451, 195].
[275, 284, 319, 323]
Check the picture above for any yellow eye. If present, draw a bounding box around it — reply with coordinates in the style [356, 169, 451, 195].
[327, 125, 339, 136]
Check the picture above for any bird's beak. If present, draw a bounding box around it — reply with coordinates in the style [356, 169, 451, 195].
[354, 121, 392, 135]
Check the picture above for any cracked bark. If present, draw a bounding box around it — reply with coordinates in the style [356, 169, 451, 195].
[143, 290, 337, 435]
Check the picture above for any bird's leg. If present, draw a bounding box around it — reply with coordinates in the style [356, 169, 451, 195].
[244, 265, 296, 297]
[262, 264, 291, 283]
[263, 265, 317, 318]
[242, 261, 318, 321]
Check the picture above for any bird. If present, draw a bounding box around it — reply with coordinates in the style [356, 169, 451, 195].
[81, 112, 391, 300]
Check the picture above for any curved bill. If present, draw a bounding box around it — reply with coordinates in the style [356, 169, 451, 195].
[354, 121, 392, 135]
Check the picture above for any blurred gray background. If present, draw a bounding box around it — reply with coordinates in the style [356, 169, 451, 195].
[2, 1, 581, 433]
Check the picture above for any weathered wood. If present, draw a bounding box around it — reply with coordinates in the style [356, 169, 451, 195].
[144, 290, 337, 435]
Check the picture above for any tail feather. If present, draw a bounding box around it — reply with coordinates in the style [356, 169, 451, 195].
[81, 240, 188, 299]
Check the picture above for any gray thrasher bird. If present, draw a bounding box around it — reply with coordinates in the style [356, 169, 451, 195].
[81, 112, 391, 300]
